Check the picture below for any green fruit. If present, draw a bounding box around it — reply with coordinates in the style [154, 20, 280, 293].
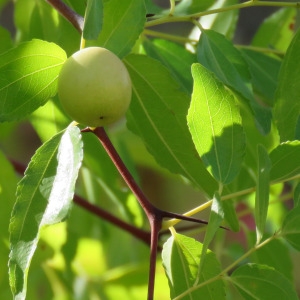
[57, 47, 132, 127]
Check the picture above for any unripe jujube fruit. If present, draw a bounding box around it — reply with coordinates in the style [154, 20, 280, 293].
[57, 47, 132, 127]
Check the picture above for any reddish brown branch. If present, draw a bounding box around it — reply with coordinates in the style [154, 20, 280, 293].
[46, 0, 84, 33]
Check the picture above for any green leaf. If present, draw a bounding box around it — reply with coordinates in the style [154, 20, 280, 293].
[162, 232, 225, 299]
[197, 29, 271, 134]
[249, 234, 293, 281]
[281, 205, 300, 251]
[223, 199, 240, 232]
[0, 39, 67, 123]
[197, 192, 224, 280]
[269, 141, 300, 182]
[252, 8, 296, 51]
[188, 63, 245, 185]
[241, 49, 281, 107]
[8, 126, 83, 300]
[274, 29, 300, 142]
[91, 0, 146, 58]
[124, 54, 218, 197]
[83, 0, 103, 40]
[255, 145, 272, 243]
[230, 263, 298, 299]
[143, 38, 197, 92]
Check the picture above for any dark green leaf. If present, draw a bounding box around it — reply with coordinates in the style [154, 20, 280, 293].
[274, 29, 300, 142]
[162, 232, 225, 299]
[197, 29, 271, 134]
[269, 141, 300, 182]
[252, 8, 296, 51]
[241, 49, 281, 107]
[281, 205, 300, 251]
[188, 63, 245, 185]
[124, 54, 218, 197]
[230, 263, 298, 299]
[9, 126, 83, 300]
[91, 0, 146, 58]
[255, 145, 272, 243]
[83, 0, 103, 40]
[143, 39, 197, 92]
[0, 39, 67, 122]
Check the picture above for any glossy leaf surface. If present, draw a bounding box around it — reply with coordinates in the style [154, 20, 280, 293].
[9, 126, 83, 300]
[83, 0, 103, 40]
[0, 39, 67, 122]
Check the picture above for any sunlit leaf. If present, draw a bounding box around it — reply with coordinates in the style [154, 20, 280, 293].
[83, 0, 103, 40]
[269, 141, 300, 182]
[0, 39, 67, 122]
[230, 263, 298, 299]
[124, 54, 218, 197]
[162, 232, 225, 299]
[197, 29, 271, 134]
[255, 145, 272, 243]
[274, 29, 300, 142]
[252, 8, 296, 51]
[188, 63, 245, 184]
[91, 0, 146, 58]
[9, 126, 83, 300]
[281, 205, 300, 251]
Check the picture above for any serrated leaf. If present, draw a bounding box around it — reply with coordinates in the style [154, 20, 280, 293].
[197, 29, 271, 134]
[143, 39, 197, 93]
[162, 232, 225, 299]
[274, 29, 300, 142]
[188, 63, 245, 185]
[252, 8, 296, 51]
[281, 205, 300, 251]
[91, 0, 146, 58]
[83, 0, 103, 40]
[9, 126, 83, 300]
[197, 192, 224, 282]
[255, 145, 272, 243]
[124, 54, 217, 197]
[230, 263, 298, 299]
[269, 141, 300, 182]
[0, 39, 67, 123]
[241, 49, 281, 107]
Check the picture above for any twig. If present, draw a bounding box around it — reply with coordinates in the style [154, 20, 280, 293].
[46, 0, 84, 33]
